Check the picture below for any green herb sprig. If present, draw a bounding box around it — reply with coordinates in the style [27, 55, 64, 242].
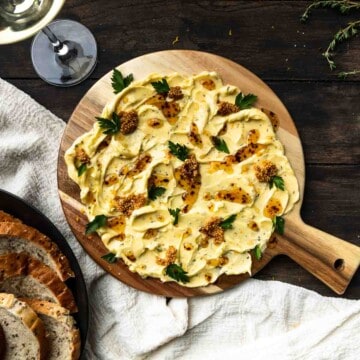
[151, 78, 170, 94]
[273, 216, 285, 235]
[301, 0, 360, 22]
[301, 1, 360, 77]
[219, 214, 237, 229]
[85, 215, 107, 235]
[96, 112, 121, 135]
[211, 136, 230, 154]
[235, 93, 257, 109]
[101, 252, 117, 264]
[168, 141, 189, 161]
[165, 264, 189, 283]
[111, 69, 134, 94]
[77, 163, 87, 177]
[254, 245, 262, 260]
[269, 176, 285, 191]
[148, 186, 166, 201]
[168, 208, 181, 225]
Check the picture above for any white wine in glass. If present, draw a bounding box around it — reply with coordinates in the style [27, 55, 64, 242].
[0, 0, 97, 86]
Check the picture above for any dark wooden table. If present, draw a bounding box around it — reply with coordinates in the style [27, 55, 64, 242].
[1, 1, 359, 298]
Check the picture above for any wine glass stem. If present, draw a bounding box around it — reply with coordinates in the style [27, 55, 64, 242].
[42, 26, 69, 56]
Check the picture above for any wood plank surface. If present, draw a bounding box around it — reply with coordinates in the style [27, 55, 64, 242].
[0, 0, 359, 298]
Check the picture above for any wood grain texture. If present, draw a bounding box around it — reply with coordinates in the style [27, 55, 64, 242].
[1, 0, 359, 298]
[58, 50, 360, 296]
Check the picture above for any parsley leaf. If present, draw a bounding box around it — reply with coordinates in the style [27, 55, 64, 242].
[254, 245, 262, 260]
[168, 141, 189, 161]
[151, 78, 170, 94]
[273, 216, 285, 235]
[219, 214, 237, 229]
[148, 186, 166, 201]
[77, 163, 87, 177]
[235, 92, 257, 109]
[165, 264, 189, 283]
[168, 208, 181, 225]
[269, 175, 285, 191]
[101, 252, 117, 264]
[111, 69, 133, 94]
[211, 136, 230, 154]
[85, 215, 107, 235]
[96, 112, 121, 135]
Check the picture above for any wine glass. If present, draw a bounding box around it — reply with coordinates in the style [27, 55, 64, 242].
[0, 0, 97, 86]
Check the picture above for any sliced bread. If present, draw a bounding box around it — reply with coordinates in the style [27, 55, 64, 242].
[0, 293, 47, 360]
[22, 299, 81, 360]
[0, 221, 74, 281]
[0, 253, 77, 313]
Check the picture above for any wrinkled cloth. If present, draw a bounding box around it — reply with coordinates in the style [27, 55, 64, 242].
[0, 78, 359, 360]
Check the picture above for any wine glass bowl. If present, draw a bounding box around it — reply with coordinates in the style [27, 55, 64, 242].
[0, 0, 65, 44]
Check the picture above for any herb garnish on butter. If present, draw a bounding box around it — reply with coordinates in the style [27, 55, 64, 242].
[96, 112, 121, 135]
[85, 215, 107, 235]
[111, 69, 134, 94]
[273, 216, 285, 235]
[219, 214, 237, 229]
[168, 141, 189, 161]
[165, 264, 189, 283]
[211, 136, 230, 154]
[101, 252, 117, 264]
[168, 208, 181, 225]
[151, 78, 170, 94]
[269, 175, 285, 191]
[148, 186, 166, 201]
[235, 92, 257, 109]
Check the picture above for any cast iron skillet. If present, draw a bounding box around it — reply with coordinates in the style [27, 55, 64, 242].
[0, 188, 88, 359]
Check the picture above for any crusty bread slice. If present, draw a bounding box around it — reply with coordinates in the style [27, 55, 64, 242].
[22, 299, 81, 360]
[0, 221, 74, 281]
[0, 210, 22, 223]
[0, 293, 47, 360]
[0, 253, 77, 313]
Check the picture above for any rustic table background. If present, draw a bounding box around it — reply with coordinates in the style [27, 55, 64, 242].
[1, 0, 359, 299]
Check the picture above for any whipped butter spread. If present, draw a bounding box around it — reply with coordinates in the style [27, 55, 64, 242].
[65, 72, 299, 287]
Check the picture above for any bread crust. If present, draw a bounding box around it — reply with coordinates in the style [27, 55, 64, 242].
[0, 292, 47, 360]
[22, 299, 81, 360]
[0, 221, 74, 281]
[0, 210, 22, 223]
[0, 253, 77, 313]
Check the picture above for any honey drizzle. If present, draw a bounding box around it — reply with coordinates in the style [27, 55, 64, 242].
[146, 94, 180, 125]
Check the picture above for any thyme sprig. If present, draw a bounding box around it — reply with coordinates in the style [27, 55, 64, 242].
[322, 20, 360, 70]
[301, 0, 360, 22]
[301, 1, 360, 76]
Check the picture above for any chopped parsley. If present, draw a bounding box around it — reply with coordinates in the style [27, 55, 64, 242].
[168, 141, 189, 161]
[168, 208, 181, 225]
[77, 163, 87, 177]
[219, 214, 237, 229]
[148, 186, 166, 201]
[235, 92, 257, 109]
[85, 215, 107, 235]
[96, 112, 121, 135]
[273, 216, 285, 235]
[111, 69, 133, 94]
[151, 78, 170, 94]
[211, 136, 230, 154]
[269, 175, 285, 191]
[101, 252, 117, 264]
[254, 245, 262, 260]
[165, 264, 189, 283]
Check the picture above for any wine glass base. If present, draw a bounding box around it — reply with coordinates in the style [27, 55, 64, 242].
[31, 19, 97, 86]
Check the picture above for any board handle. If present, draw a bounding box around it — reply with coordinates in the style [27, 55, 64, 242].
[276, 218, 360, 295]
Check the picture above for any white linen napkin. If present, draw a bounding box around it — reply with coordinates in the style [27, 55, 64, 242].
[0, 78, 359, 360]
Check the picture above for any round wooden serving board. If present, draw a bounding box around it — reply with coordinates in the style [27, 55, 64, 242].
[58, 50, 360, 297]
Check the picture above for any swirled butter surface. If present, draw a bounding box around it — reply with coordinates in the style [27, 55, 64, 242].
[65, 72, 299, 287]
